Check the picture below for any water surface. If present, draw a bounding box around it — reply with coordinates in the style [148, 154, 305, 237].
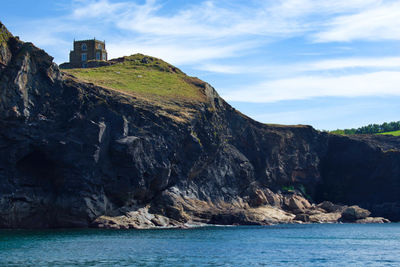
[1, 224, 399, 266]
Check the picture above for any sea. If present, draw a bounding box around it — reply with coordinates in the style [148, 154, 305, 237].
[1, 223, 399, 266]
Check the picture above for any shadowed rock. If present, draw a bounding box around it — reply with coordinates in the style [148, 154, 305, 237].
[341, 206, 371, 222]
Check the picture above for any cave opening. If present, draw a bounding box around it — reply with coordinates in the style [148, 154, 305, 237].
[16, 149, 61, 187]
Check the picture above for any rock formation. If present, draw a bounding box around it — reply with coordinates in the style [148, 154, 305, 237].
[0, 22, 398, 228]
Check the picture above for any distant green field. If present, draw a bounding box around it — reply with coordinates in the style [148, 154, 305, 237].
[331, 130, 400, 136]
[62, 54, 205, 104]
[377, 130, 400, 136]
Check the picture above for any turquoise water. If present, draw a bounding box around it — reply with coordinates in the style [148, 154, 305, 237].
[1, 224, 400, 266]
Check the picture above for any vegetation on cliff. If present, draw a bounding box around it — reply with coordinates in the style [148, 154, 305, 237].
[330, 121, 400, 135]
[0, 22, 11, 45]
[0, 21, 12, 66]
[377, 130, 400, 136]
[62, 54, 206, 104]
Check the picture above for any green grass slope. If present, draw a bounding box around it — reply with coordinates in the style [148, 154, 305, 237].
[0, 22, 12, 46]
[62, 54, 206, 104]
[377, 130, 400, 136]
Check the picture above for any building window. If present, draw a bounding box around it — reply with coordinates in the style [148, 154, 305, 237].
[96, 52, 101, 60]
[81, 43, 87, 51]
[81, 53, 87, 61]
[102, 54, 106, 60]
[97, 44, 102, 49]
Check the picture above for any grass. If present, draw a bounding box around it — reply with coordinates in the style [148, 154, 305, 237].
[329, 130, 346, 135]
[329, 129, 400, 136]
[282, 185, 295, 192]
[0, 22, 12, 47]
[377, 130, 400, 136]
[62, 54, 206, 104]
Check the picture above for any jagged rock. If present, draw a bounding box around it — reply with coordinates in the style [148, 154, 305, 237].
[91, 207, 175, 229]
[355, 217, 390, 224]
[341, 206, 371, 222]
[284, 194, 312, 214]
[308, 212, 342, 223]
[248, 188, 281, 207]
[317, 201, 345, 213]
[208, 205, 295, 225]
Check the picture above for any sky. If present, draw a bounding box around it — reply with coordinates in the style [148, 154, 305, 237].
[1, 0, 400, 130]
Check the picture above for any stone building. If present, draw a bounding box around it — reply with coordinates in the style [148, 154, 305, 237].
[69, 39, 107, 68]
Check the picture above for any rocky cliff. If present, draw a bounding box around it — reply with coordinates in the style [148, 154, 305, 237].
[0, 22, 399, 228]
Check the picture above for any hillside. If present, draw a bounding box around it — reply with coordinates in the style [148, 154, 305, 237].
[378, 130, 400, 136]
[330, 121, 400, 135]
[63, 55, 204, 101]
[1, 21, 400, 228]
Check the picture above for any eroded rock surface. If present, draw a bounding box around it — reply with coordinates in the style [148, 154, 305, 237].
[0, 22, 398, 228]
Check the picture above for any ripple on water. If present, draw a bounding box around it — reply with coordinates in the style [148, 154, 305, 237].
[0, 224, 400, 266]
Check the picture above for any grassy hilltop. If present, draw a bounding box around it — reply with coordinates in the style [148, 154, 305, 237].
[62, 54, 206, 104]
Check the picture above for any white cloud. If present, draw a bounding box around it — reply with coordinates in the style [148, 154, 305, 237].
[304, 57, 400, 70]
[314, 1, 400, 42]
[109, 0, 309, 39]
[196, 64, 251, 74]
[223, 71, 400, 102]
[247, 100, 397, 130]
[197, 57, 400, 75]
[72, 0, 133, 19]
[106, 40, 255, 65]
[68, 0, 382, 41]
[10, 0, 400, 72]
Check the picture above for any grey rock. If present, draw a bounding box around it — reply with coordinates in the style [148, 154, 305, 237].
[355, 217, 390, 224]
[317, 201, 344, 213]
[341, 206, 371, 222]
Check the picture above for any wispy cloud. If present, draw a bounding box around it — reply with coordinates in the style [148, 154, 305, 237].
[247, 99, 399, 130]
[314, 1, 400, 42]
[106, 40, 256, 65]
[223, 71, 400, 102]
[13, 0, 400, 65]
[71, 0, 133, 19]
[197, 57, 400, 75]
[302, 57, 400, 71]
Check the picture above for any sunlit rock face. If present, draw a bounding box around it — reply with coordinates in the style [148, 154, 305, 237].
[0, 22, 399, 228]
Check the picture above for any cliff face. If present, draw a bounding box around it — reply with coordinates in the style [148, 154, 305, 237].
[0, 23, 399, 228]
[317, 134, 400, 221]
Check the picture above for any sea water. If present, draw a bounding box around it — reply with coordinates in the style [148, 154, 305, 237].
[1, 224, 399, 266]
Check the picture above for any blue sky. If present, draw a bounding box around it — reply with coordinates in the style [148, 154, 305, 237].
[2, 0, 400, 130]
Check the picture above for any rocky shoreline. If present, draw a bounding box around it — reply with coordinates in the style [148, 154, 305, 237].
[91, 193, 390, 230]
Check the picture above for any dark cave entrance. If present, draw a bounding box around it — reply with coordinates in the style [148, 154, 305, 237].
[16, 150, 63, 188]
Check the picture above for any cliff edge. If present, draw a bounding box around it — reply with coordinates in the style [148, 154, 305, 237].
[0, 22, 399, 228]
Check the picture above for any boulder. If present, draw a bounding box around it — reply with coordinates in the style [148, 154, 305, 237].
[356, 217, 390, 224]
[285, 194, 311, 212]
[308, 212, 342, 223]
[317, 201, 344, 213]
[91, 207, 174, 229]
[341, 206, 371, 222]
